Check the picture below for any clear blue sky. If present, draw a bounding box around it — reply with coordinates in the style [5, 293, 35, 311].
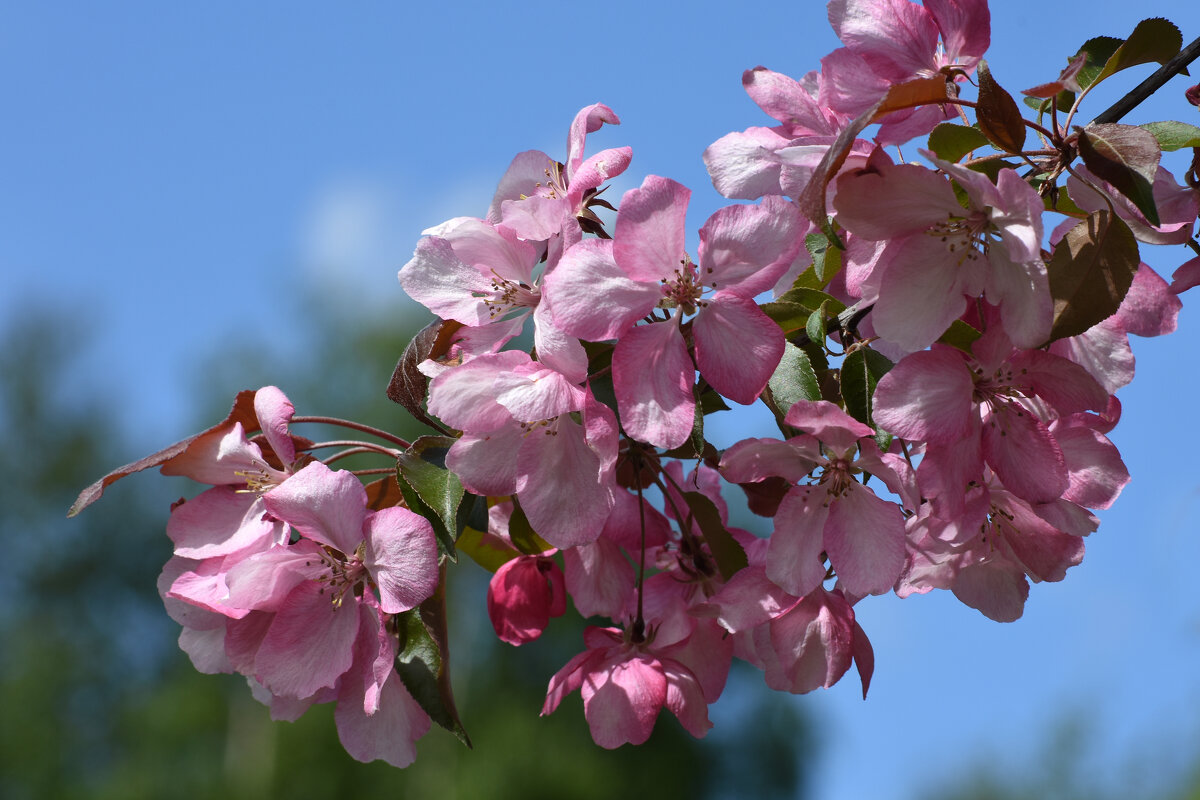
[4, 2, 1199, 797]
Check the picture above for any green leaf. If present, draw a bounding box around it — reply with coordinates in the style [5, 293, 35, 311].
[976, 60, 1026, 154]
[1042, 183, 1087, 217]
[936, 319, 982, 354]
[1074, 36, 1124, 90]
[456, 523, 520, 573]
[1077, 123, 1162, 225]
[1140, 121, 1200, 151]
[506, 499, 553, 556]
[396, 435, 465, 560]
[804, 231, 843, 286]
[1047, 210, 1140, 341]
[761, 301, 810, 335]
[805, 301, 829, 346]
[1092, 18, 1182, 86]
[841, 347, 893, 427]
[395, 576, 471, 748]
[698, 386, 731, 416]
[927, 123, 990, 162]
[776, 287, 847, 316]
[681, 491, 748, 581]
[767, 341, 822, 415]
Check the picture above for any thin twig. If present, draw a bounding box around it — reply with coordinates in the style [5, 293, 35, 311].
[1091, 35, 1200, 125]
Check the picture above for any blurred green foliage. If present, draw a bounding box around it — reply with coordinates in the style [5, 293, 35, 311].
[0, 301, 814, 800]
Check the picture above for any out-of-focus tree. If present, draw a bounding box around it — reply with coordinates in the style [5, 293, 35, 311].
[0, 300, 815, 799]
[926, 716, 1200, 800]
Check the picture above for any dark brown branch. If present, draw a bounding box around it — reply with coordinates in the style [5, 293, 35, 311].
[1091, 35, 1200, 125]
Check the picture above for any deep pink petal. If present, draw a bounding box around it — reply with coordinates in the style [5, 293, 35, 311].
[562, 538, 635, 619]
[952, 559, 1029, 622]
[487, 149, 554, 225]
[426, 350, 528, 432]
[532, 302, 588, 384]
[168, 487, 282, 559]
[493, 363, 585, 422]
[829, 0, 939, 77]
[581, 653, 667, 749]
[697, 196, 802, 297]
[542, 648, 605, 716]
[702, 128, 789, 200]
[872, 235, 971, 350]
[543, 238, 659, 340]
[254, 386, 296, 466]
[783, 399, 873, 452]
[833, 162, 959, 239]
[662, 661, 712, 738]
[335, 653, 430, 767]
[566, 103, 620, 178]
[517, 416, 613, 548]
[981, 402, 1068, 504]
[763, 588, 855, 693]
[720, 436, 816, 484]
[1118, 263, 1181, 337]
[445, 427, 523, 497]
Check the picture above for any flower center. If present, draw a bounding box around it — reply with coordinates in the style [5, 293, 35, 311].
[312, 542, 369, 609]
[484, 271, 541, 319]
[928, 211, 992, 265]
[658, 256, 707, 316]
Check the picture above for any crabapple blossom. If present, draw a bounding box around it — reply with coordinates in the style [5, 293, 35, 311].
[70, 0, 1200, 770]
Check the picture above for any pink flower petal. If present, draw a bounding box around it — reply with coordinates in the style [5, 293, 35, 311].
[824, 482, 906, 597]
[766, 486, 831, 598]
[581, 653, 667, 749]
[612, 321, 695, 449]
[255, 581, 361, 699]
[262, 462, 366, 556]
[365, 506, 439, 614]
[613, 176, 691, 284]
[693, 294, 784, 405]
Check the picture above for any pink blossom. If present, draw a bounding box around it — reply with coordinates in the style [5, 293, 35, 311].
[722, 400, 908, 597]
[487, 103, 631, 257]
[398, 217, 587, 381]
[820, 0, 990, 145]
[541, 619, 729, 748]
[543, 175, 802, 448]
[219, 461, 439, 699]
[428, 351, 617, 547]
[834, 154, 1050, 351]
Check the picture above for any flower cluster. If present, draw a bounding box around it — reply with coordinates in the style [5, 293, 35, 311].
[74, 0, 1199, 766]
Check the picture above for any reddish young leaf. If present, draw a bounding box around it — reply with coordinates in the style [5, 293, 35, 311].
[976, 60, 1026, 154]
[386, 318, 463, 432]
[1047, 210, 1140, 341]
[68, 389, 259, 517]
[1077, 123, 1162, 225]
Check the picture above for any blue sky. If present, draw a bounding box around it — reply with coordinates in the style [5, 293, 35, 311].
[4, 2, 1200, 797]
